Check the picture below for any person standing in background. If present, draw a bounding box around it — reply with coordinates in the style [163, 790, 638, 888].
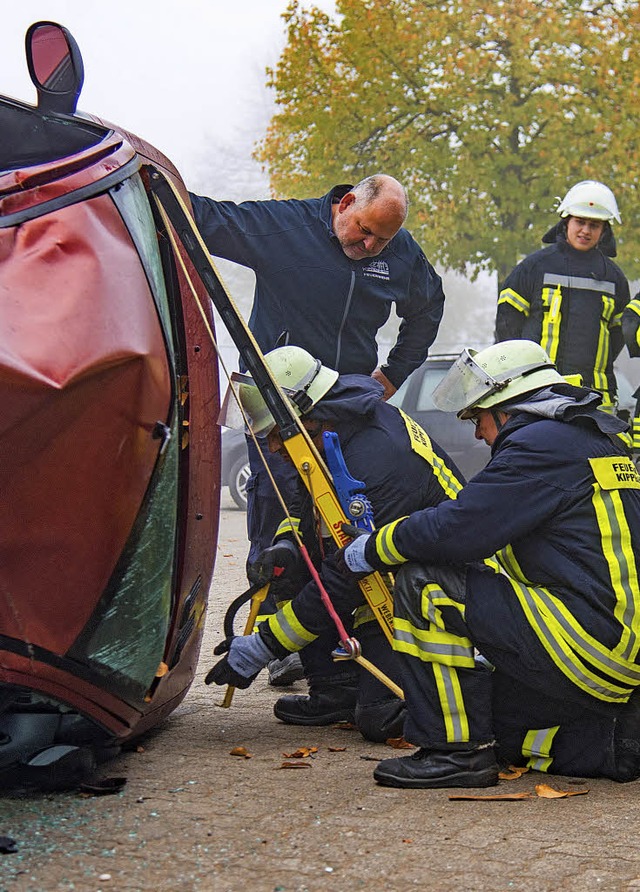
[189, 174, 446, 684]
[496, 180, 629, 413]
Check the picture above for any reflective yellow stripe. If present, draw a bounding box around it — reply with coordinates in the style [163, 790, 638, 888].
[496, 520, 640, 688]
[422, 587, 467, 625]
[393, 618, 475, 668]
[398, 409, 463, 499]
[508, 577, 638, 701]
[541, 284, 562, 363]
[615, 432, 633, 452]
[374, 517, 409, 565]
[498, 287, 530, 315]
[393, 579, 475, 672]
[627, 300, 640, 349]
[494, 544, 531, 584]
[255, 611, 274, 626]
[265, 600, 317, 652]
[633, 418, 640, 451]
[593, 296, 615, 393]
[591, 484, 640, 662]
[394, 583, 472, 743]
[522, 726, 559, 773]
[373, 413, 464, 568]
[275, 517, 301, 539]
[627, 299, 640, 319]
[433, 663, 470, 742]
[482, 555, 504, 574]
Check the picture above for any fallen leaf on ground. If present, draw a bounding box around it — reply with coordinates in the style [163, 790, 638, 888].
[230, 746, 252, 758]
[535, 783, 589, 798]
[385, 737, 415, 749]
[359, 755, 380, 762]
[282, 746, 318, 759]
[499, 765, 530, 780]
[402, 839, 413, 844]
[328, 746, 346, 752]
[449, 791, 533, 801]
[279, 761, 312, 769]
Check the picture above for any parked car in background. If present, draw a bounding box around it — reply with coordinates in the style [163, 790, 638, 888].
[220, 356, 637, 509]
[388, 354, 491, 479]
[221, 426, 251, 509]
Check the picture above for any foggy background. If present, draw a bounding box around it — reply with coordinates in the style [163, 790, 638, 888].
[4, 2, 636, 391]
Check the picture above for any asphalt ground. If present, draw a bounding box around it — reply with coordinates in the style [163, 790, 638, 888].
[3, 493, 640, 892]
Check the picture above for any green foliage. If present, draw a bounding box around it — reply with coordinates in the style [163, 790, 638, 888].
[256, 0, 640, 283]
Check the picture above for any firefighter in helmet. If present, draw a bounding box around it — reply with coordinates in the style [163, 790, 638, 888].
[339, 340, 640, 788]
[209, 345, 464, 741]
[496, 181, 630, 413]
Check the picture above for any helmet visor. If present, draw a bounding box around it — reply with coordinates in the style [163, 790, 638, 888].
[432, 349, 507, 416]
[218, 372, 265, 432]
[217, 371, 305, 437]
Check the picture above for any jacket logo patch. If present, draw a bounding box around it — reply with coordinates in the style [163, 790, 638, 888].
[362, 260, 390, 280]
[590, 457, 640, 490]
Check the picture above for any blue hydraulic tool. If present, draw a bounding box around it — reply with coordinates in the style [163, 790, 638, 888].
[322, 431, 375, 532]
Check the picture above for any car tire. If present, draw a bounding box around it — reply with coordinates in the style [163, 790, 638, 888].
[229, 456, 250, 510]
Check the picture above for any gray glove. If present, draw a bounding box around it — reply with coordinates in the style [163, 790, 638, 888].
[204, 633, 275, 688]
[334, 523, 374, 577]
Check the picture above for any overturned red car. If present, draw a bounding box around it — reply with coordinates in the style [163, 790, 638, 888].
[0, 22, 220, 788]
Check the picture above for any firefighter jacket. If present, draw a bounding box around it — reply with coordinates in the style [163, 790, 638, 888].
[496, 221, 630, 406]
[622, 290, 640, 359]
[258, 374, 464, 655]
[363, 387, 640, 707]
[621, 291, 640, 449]
[188, 186, 445, 389]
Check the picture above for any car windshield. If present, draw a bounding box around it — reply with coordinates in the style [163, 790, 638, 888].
[388, 367, 447, 413]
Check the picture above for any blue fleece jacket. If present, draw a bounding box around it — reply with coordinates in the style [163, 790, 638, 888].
[189, 185, 445, 388]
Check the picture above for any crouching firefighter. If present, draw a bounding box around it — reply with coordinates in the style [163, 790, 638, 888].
[207, 346, 465, 742]
[339, 339, 640, 788]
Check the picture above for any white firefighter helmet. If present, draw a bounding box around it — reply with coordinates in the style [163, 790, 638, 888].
[556, 180, 621, 224]
[221, 346, 339, 437]
[432, 340, 565, 419]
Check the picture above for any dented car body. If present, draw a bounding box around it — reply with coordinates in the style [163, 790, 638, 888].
[0, 22, 220, 787]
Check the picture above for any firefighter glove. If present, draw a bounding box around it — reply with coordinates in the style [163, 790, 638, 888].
[334, 523, 373, 577]
[204, 632, 276, 688]
[247, 539, 303, 586]
[341, 533, 374, 575]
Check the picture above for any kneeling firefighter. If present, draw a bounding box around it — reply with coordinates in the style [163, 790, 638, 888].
[207, 346, 465, 741]
[339, 340, 640, 788]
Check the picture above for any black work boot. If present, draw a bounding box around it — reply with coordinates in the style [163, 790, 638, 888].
[609, 689, 640, 781]
[355, 697, 406, 743]
[373, 743, 499, 789]
[273, 675, 358, 726]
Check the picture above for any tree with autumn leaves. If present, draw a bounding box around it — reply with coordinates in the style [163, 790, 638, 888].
[256, 0, 640, 284]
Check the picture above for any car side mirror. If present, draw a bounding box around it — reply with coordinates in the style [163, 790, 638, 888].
[25, 20, 84, 115]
